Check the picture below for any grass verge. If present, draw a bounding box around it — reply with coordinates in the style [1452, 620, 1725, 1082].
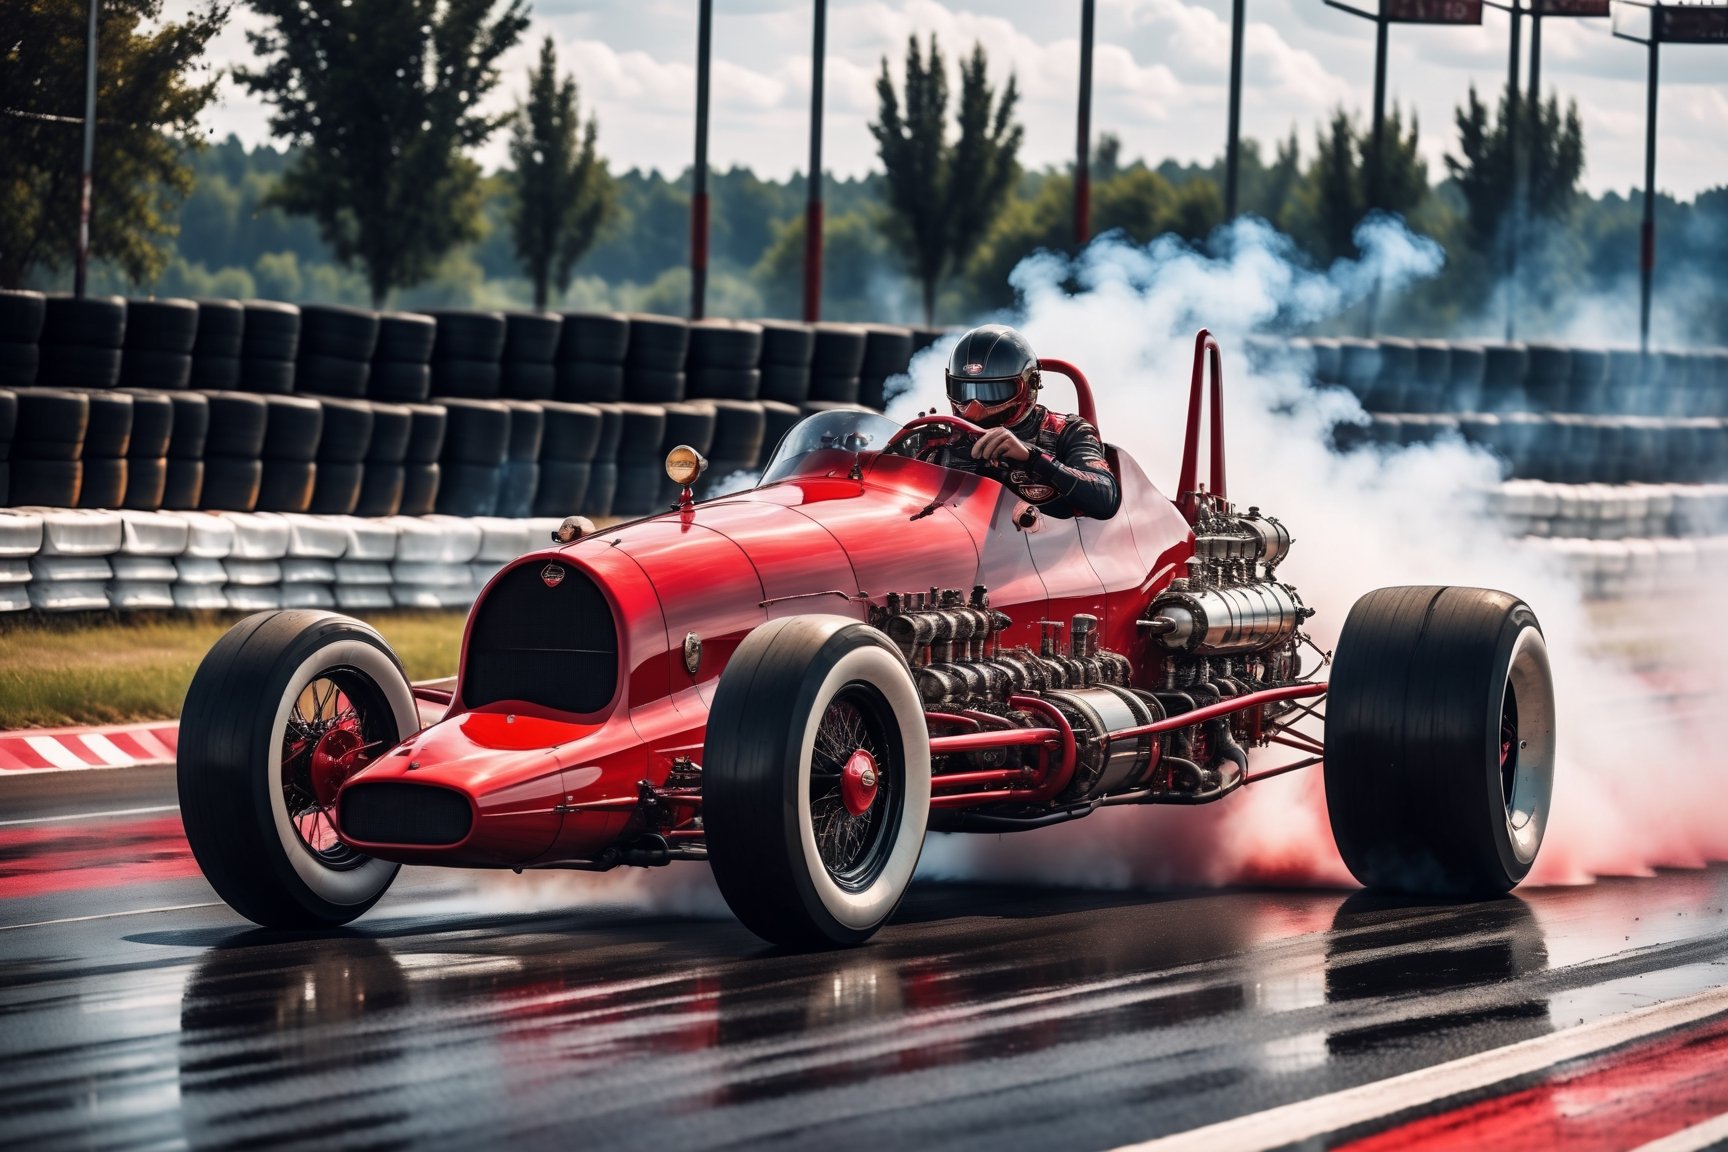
[0, 610, 468, 729]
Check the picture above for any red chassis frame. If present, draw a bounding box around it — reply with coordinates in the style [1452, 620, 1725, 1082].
[336, 330, 1329, 871]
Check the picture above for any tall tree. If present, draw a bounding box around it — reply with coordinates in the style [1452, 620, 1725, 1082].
[870, 35, 1022, 324]
[1366, 103, 1428, 220]
[0, 0, 225, 288]
[506, 36, 610, 310]
[1305, 109, 1363, 263]
[238, 0, 529, 306]
[1446, 85, 1585, 255]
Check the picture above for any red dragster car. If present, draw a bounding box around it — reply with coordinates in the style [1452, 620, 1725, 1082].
[179, 332, 1557, 947]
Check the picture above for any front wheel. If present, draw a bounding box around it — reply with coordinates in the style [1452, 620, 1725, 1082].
[704, 615, 931, 948]
[178, 611, 418, 927]
[1324, 586, 1556, 896]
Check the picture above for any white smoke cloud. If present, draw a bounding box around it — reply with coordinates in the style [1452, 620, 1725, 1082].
[896, 216, 1728, 891]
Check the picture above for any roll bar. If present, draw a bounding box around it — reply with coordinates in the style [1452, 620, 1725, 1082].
[1175, 329, 1227, 525]
[1037, 358, 1098, 432]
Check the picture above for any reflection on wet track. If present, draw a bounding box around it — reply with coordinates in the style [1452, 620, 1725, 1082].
[4, 769, 1728, 1151]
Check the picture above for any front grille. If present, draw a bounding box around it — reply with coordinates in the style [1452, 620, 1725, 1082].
[340, 783, 473, 846]
[462, 560, 618, 714]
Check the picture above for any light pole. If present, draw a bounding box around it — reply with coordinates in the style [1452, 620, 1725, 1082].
[1224, 0, 1247, 220]
[1075, 0, 1095, 246]
[802, 0, 826, 322]
[1482, 0, 1524, 338]
[690, 0, 712, 320]
[74, 0, 99, 299]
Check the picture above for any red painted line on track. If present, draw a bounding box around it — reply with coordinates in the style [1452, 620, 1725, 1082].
[0, 815, 196, 900]
[1335, 1012, 1728, 1152]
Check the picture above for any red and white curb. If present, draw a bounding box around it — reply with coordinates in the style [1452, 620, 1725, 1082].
[0, 722, 179, 773]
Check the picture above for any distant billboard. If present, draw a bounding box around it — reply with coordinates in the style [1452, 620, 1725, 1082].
[1539, 0, 1611, 15]
[1657, 3, 1728, 39]
[1385, 0, 1484, 22]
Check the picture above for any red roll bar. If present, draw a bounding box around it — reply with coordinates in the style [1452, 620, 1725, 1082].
[1175, 329, 1228, 525]
[1037, 359, 1098, 433]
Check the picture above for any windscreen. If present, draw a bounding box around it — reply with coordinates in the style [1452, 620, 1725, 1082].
[758, 409, 904, 485]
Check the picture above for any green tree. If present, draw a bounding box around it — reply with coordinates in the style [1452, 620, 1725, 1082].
[1290, 105, 1424, 263]
[237, 0, 529, 306]
[870, 35, 1022, 323]
[1369, 103, 1428, 220]
[1447, 84, 1585, 260]
[506, 36, 610, 310]
[0, 0, 225, 288]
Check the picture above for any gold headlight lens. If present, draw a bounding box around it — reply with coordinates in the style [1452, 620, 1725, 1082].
[665, 445, 706, 487]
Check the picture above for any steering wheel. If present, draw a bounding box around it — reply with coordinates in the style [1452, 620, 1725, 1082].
[882, 414, 990, 464]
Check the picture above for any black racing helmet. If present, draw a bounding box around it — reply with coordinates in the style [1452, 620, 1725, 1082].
[946, 324, 1040, 426]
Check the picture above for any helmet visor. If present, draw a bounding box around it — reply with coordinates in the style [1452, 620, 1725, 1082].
[947, 375, 1021, 405]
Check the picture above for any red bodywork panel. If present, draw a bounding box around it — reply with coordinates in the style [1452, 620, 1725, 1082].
[337, 442, 1193, 868]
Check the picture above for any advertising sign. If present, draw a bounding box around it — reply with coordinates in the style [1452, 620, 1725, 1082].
[1385, 0, 1485, 21]
[1539, 0, 1611, 15]
[1657, 3, 1728, 40]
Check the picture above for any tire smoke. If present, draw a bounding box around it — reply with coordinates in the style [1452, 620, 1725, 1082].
[894, 217, 1728, 891]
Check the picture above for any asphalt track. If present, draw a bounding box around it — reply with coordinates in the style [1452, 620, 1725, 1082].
[5, 766, 1728, 1152]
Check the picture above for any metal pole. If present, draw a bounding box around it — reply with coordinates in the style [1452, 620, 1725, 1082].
[802, 0, 826, 322]
[1640, 34, 1658, 355]
[1364, 9, 1388, 336]
[690, 0, 712, 320]
[1224, 0, 1246, 220]
[1527, 9, 1543, 111]
[1504, 0, 1522, 340]
[1075, 0, 1095, 246]
[74, 0, 99, 299]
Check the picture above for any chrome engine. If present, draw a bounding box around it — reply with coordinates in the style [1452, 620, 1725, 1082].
[878, 499, 1316, 810]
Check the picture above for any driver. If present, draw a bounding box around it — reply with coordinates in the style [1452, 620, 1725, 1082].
[942, 324, 1120, 520]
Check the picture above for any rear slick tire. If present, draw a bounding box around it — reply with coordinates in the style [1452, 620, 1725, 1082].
[178, 611, 418, 928]
[1324, 585, 1556, 897]
[704, 615, 931, 949]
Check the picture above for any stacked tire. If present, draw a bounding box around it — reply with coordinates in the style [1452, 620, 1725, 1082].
[687, 320, 763, 402]
[435, 398, 509, 516]
[256, 395, 323, 512]
[295, 305, 379, 399]
[369, 312, 436, 403]
[119, 390, 174, 510]
[758, 321, 815, 408]
[427, 310, 506, 399]
[700, 400, 768, 497]
[310, 398, 374, 515]
[190, 299, 244, 390]
[118, 299, 198, 390]
[501, 313, 561, 401]
[858, 325, 915, 411]
[611, 404, 668, 517]
[808, 324, 866, 412]
[0, 290, 45, 390]
[239, 301, 299, 394]
[38, 296, 126, 390]
[357, 402, 413, 517]
[161, 392, 210, 509]
[199, 393, 268, 510]
[400, 404, 447, 516]
[0, 389, 13, 505]
[554, 312, 629, 403]
[534, 401, 602, 517]
[10, 390, 88, 506]
[583, 404, 624, 517]
[624, 314, 688, 403]
[74, 391, 133, 508]
[496, 400, 544, 517]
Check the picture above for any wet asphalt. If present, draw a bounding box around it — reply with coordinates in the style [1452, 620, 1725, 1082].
[4, 767, 1728, 1151]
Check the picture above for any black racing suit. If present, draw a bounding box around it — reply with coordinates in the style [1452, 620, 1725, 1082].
[947, 405, 1121, 520]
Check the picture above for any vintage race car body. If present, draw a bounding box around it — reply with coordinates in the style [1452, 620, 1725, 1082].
[336, 424, 1194, 869]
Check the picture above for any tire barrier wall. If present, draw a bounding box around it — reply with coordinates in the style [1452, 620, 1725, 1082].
[0, 507, 564, 613]
[0, 295, 935, 532]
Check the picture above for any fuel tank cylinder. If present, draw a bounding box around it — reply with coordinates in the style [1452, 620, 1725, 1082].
[1145, 581, 1303, 655]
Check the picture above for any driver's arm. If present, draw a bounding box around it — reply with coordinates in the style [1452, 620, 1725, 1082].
[1024, 420, 1120, 519]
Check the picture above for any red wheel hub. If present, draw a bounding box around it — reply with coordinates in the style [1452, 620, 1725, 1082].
[309, 726, 369, 808]
[839, 748, 880, 817]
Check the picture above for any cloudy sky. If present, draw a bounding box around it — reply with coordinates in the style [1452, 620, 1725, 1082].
[187, 0, 1725, 199]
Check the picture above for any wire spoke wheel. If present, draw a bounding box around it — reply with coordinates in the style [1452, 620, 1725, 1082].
[280, 669, 391, 870]
[808, 686, 900, 890]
